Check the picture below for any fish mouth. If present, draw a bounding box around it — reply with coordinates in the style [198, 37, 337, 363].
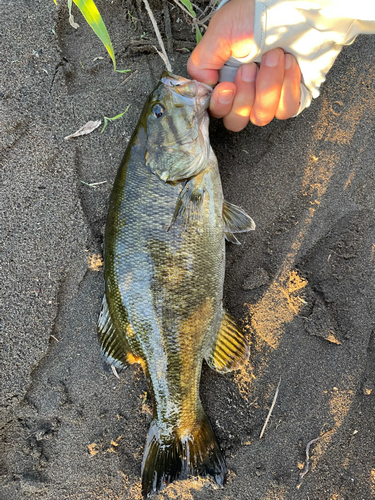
[161, 71, 212, 117]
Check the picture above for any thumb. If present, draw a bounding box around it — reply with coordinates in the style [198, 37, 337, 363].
[187, 0, 255, 86]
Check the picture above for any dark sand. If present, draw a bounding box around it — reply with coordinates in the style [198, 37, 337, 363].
[1, 1, 375, 499]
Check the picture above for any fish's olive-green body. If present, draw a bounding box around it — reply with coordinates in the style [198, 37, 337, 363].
[98, 73, 254, 497]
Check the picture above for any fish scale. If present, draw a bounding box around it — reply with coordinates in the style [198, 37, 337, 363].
[98, 72, 255, 497]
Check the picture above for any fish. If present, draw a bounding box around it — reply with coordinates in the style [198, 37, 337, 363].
[97, 71, 255, 497]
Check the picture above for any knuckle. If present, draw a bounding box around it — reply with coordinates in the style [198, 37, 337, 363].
[252, 109, 273, 126]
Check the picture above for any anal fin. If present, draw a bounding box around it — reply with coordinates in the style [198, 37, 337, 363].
[206, 311, 249, 373]
[97, 294, 132, 375]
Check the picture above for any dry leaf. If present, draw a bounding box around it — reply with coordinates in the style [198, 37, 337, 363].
[64, 120, 101, 140]
[69, 13, 79, 29]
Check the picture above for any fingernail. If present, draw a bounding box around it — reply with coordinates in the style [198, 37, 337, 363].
[285, 53, 293, 70]
[264, 49, 281, 67]
[241, 63, 257, 83]
[218, 89, 234, 104]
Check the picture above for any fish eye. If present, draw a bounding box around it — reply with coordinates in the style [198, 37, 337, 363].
[152, 104, 165, 118]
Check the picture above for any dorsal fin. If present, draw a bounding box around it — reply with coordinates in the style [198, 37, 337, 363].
[222, 200, 255, 233]
[97, 294, 132, 374]
[205, 311, 249, 373]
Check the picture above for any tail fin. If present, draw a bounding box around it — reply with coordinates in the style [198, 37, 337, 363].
[141, 410, 226, 497]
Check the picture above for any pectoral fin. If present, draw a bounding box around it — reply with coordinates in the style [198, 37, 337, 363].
[206, 312, 249, 373]
[97, 294, 132, 374]
[169, 180, 205, 231]
[223, 200, 255, 233]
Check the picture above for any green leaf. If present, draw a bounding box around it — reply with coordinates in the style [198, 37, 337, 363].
[72, 0, 116, 70]
[100, 117, 110, 134]
[101, 106, 130, 134]
[115, 69, 131, 74]
[110, 108, 129, 120]
[195, 24, 202, 43]
[179, 0, 196, 17]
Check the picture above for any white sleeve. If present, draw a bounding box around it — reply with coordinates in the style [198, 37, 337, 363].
[218, 0, 375, 114]
[320, 1, 375, 22]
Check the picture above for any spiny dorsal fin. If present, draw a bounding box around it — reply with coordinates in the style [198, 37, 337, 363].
[97, 294, 131, 374]
[222, 200, 255, 233]
[206, 311, 249, 373]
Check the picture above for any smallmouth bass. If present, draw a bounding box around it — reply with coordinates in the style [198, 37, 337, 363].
[98, 72, 255, 497]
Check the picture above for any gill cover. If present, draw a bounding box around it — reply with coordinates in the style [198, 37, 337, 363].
[145, 72, 212, 183]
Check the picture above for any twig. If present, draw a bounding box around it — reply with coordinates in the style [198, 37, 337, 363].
[190, 1, 204, 15]
[153, 46, 171, 71]
[135, 0, 145, 31]
[163, 0, 173, 54]
[259, 377, 281, 439]
[120, 69, 138, 86]
[198, 10, 216, 25]
[171, 0, 193, 18]
[142, 0, 172, 72]
[297, 429, 334, 488]
[171, 0, 208, 28]
[202, 0, 218, 16]
[80, 180, 107, 187]
[198, 0, 218, 25]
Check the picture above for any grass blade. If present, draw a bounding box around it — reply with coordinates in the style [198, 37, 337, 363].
[100, 117, 110, 134]
[72, 0, 116, 70]
[110, 108, 130, 120]
[179, 0, 196, 17]
[101, 106, 130, 133]
[195, 24, 202, 43]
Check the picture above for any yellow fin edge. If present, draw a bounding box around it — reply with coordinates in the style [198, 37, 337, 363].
[206, 312, 249, 373]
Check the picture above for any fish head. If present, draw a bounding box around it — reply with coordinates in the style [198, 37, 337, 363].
[143, 72, 213, 183]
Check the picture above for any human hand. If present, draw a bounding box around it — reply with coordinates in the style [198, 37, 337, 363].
[187, 0, 301, 131]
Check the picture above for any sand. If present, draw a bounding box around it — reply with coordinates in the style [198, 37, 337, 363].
[1, 1, 375, 499]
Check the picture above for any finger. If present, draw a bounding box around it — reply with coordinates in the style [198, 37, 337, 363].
[275, 54, 301, 119]
[187, 4, 234, 86]
[250, 48, 285, 126]
[209, 82, 236, 119]
[187, 33, 231, 86]
[187, 0, 255, 85]
[223, 63, 257, 132]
